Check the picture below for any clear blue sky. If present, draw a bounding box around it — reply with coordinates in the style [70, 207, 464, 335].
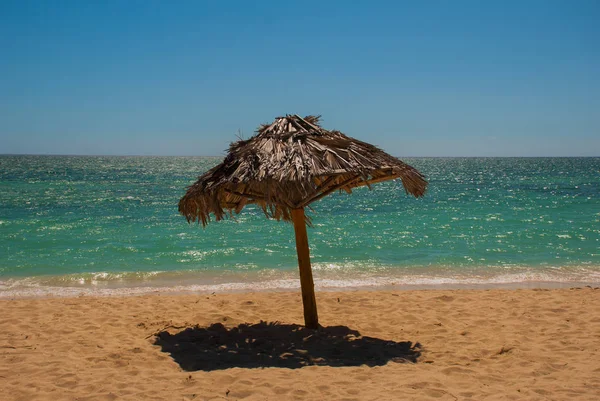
[1, 0, 598, 156]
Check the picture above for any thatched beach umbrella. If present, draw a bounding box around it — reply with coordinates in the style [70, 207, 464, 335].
[179, 115, 427, 329]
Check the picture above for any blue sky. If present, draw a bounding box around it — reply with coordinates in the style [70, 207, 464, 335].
[1, 0, 598, 156]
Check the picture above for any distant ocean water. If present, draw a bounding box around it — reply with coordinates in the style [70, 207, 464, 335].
[1, 155, 599, 297]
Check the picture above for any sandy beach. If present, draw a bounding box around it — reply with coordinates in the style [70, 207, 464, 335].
[1, 287, 599, 400]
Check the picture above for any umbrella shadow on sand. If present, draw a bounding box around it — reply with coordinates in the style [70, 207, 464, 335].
[154, 321, 421, 371]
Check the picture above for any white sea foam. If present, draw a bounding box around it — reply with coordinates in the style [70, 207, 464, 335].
[1, 267, 599, 299]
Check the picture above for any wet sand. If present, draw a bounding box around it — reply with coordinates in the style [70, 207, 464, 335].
[1, 287, 599, 400]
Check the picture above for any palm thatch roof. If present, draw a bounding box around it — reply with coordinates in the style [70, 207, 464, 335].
[179, 115, 427, 226]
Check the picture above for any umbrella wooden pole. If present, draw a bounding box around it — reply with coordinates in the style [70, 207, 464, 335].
[291, 208, 319, 329]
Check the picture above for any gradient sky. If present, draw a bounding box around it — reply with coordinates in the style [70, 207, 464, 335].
[1, 0, 598, 156]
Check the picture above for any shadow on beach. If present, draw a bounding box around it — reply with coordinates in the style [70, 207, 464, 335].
[154, 321, 421, 371]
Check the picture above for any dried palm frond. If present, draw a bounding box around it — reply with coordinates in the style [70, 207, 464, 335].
[179, 114, 427, 226]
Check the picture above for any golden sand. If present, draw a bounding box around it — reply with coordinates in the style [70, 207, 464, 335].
[1, 287, 599, 400]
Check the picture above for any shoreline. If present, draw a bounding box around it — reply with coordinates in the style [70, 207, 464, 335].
[1, 273, 598, 299]
[2, 262, 599, 299]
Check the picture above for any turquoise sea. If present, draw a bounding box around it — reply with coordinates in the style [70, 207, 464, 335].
[1, 156, 599, 297]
